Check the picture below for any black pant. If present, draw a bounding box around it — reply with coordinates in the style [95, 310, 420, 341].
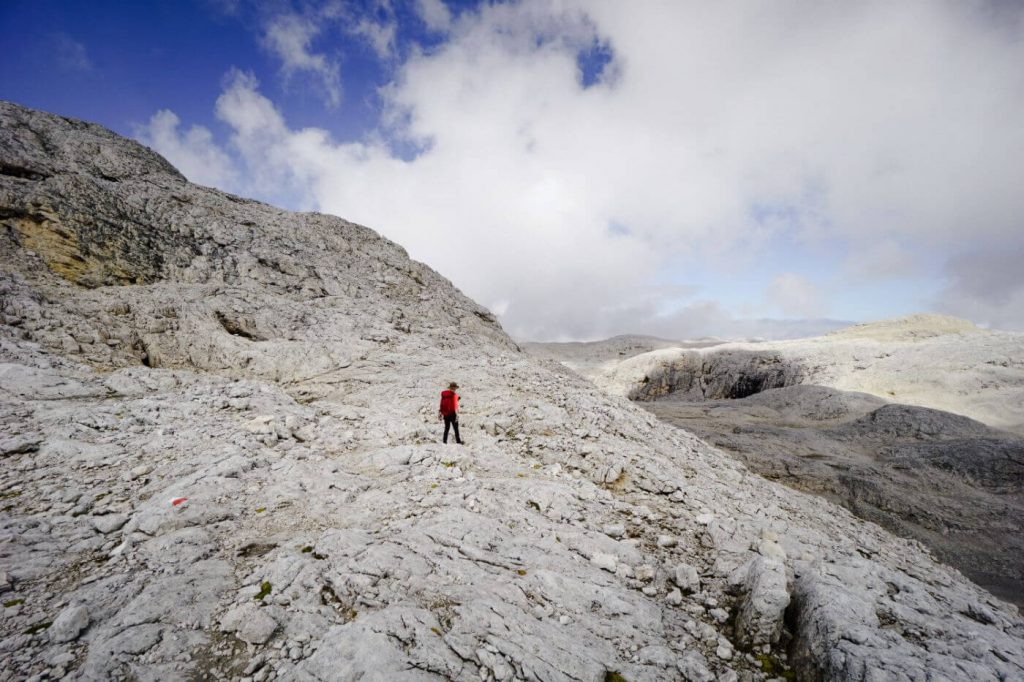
[443, 413, 461, 444]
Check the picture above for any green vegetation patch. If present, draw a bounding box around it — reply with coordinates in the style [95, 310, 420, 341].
[756, 653, 796, 680]
[4, 599, 25, 608]
[254, 581, 272, 601]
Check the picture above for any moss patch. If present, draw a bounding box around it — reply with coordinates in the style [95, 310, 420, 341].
[254, 581, 272, 601]
[756, 653, 796, 680]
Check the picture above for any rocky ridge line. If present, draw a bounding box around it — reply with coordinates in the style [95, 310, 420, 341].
[594, 317, 1024, 435]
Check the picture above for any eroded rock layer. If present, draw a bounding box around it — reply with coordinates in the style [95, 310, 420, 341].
[2, 101, 1024, 681]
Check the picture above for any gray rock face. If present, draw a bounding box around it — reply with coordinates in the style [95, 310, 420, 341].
[676, 649, 715, 681]
[2, 100, 1024, 681]
[673, 563, 701, 594]
[733, 555, 790, 649]
[627, 349, 804, 402]
[236, 610, 277, 645]
[647, 385, 1024, 607]
[91, 514, 128, 535]
[49, 604, 89, 643]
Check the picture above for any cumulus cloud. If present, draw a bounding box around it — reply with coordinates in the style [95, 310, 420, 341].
[135, 110, 239, 190]
[351, 17, 397, 60]
[533, 295, 847, 342]
[765, 274, 826, 318]
[936, 246, 1024, 331]
[842, 238, 923, 281]
[151, 0, 1024, 340]
[415, 0, 452, 33]
[326, 0, 398, 60]
[262, 12, 342, 107]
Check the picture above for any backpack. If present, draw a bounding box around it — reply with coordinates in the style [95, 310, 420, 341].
[440, 390, 456, 415]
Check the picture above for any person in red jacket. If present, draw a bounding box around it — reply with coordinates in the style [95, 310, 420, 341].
[438, 381, 463, 444]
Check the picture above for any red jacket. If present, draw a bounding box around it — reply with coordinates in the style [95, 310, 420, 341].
[439, 390, 459, 416]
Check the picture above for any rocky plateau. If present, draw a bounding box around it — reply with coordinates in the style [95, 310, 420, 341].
[2, 100, 1024, 682]
[531, 317, 1024, 611]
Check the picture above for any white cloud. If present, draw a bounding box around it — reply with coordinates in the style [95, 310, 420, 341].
[135, 110, 239, 190]
[842, 238, 923, 281]
[351, 17, 397, 60]
[936, 246, 1024, 331]
[765, 273, 826, 318]
[262, 13, 342, 107]
[155, 0, 1024, 340]
[415, 0, 452, 33]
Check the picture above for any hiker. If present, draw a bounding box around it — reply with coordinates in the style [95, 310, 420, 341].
[439, 381, 463, 444]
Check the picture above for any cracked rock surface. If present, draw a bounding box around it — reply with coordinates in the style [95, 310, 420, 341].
[3, 101, 1024, 681]
[646, 388, 1024, 608]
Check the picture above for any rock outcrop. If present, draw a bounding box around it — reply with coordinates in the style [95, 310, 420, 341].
[3, 100, 1024, 681]
[586, 315, 1024, 434]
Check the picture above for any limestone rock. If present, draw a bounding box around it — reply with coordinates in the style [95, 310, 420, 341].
[49, 604, 89, 643]
[676, 649, 715, 681]
[673, 563, 701, 594]
[91, 513, 128, 534]
[602, 523, 626, 538]
[0, 101, 1022, 682]
[734, 556, 790, 648]
[591, 552, 618, 572]
[648, 388, 1024, 606]
[236, 611, 277, 645]
[540, 324, 1024, 607]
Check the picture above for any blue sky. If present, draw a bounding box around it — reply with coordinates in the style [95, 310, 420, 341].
[2, 1, 1023, 340]
[0, 0, 458, 146]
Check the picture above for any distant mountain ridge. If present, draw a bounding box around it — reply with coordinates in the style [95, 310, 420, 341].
[559, 314, 1024, 433]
